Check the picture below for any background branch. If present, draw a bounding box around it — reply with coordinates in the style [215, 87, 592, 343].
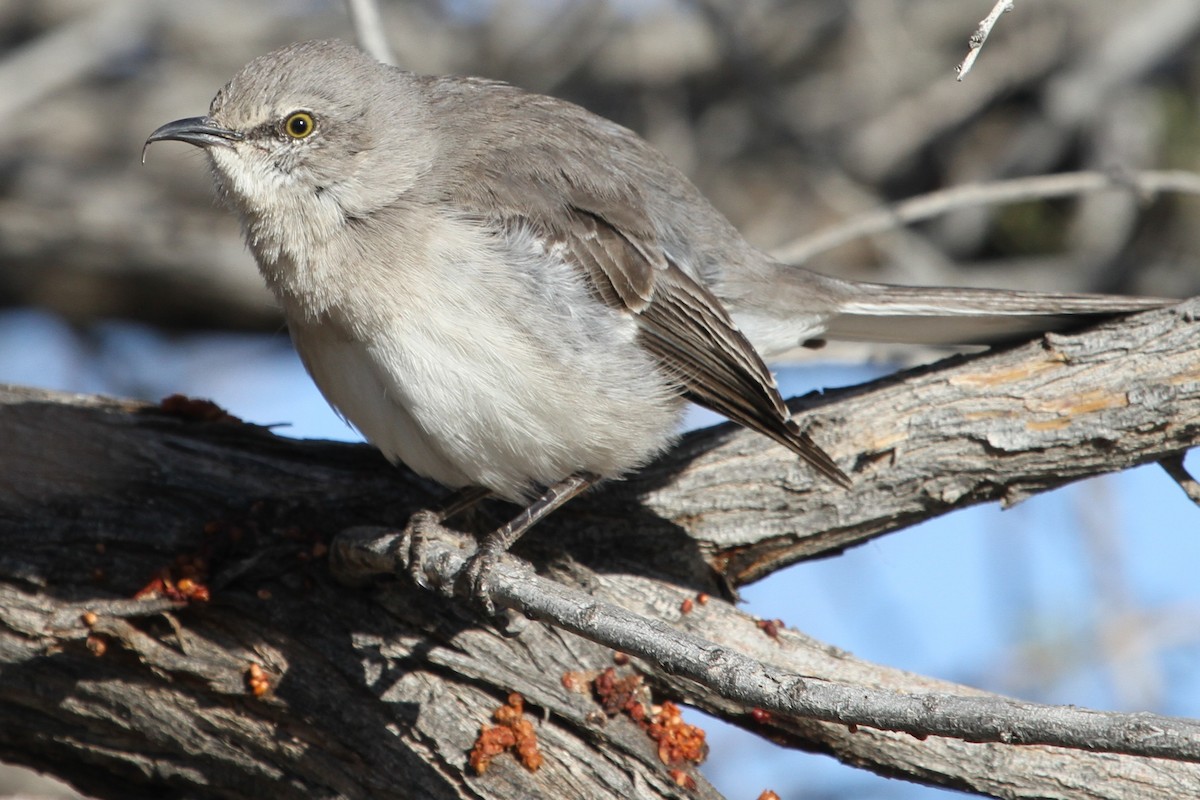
[4, 0, 1198, 333]
[956, 0, 1015, 81]
[771, 169, 1200, 266]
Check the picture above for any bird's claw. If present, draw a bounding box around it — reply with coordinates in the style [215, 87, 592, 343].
[404, 510, 502, 615]
[403, 509, 445, 592]
[458, 544, 503, 617]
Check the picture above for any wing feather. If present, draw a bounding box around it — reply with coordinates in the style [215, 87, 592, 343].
[560, 209, 850, 487]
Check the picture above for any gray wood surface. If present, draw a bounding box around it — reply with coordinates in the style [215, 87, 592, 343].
[2, 300, 1197, 798]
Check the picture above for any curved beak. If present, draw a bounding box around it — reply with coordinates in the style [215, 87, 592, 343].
[142, 117, 242, 163]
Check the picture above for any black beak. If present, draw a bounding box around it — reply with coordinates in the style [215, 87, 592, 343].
[142, 117, 242, 163]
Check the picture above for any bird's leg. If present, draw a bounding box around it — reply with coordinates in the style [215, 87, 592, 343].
[461, 472, 599, 614]
[435, 485, 493, 522]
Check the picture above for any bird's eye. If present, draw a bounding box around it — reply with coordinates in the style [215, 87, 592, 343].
[283, 111, 315, 139]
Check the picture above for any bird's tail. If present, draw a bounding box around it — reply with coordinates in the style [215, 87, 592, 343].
[822, 282, 1173, 346]
[724, 262, 1175, 361]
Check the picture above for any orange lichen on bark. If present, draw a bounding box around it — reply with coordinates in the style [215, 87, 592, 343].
[561, 669, 599, 693]
[469, 693, 543, 774]
[591, 668, 707, 768]
[648, 701, 706, 766]
[134, 554, 211, 603]
[158, 393, 243, 423]
[245, 662, 271, 697]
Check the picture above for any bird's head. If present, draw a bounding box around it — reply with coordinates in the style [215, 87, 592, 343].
[144, 39, 433, 266]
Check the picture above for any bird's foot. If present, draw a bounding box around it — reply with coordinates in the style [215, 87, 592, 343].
[456, 538, 507, 617]
[403, 511, 504, 616]
[403, 509, 452, 593]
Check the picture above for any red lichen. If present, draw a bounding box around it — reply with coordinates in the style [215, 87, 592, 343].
[757, 618, 784, 640]
[85, 633, 107, 657]
[469, 693, 542, 774]
[589, 668, 707, 771]
[134, 554, 211, 603]
[593, 666, 651, 719]
[158, 393, 242, 423]
[648, 701, 707, 766]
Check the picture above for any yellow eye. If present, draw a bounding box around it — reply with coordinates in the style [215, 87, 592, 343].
[284, 111, 315, 139]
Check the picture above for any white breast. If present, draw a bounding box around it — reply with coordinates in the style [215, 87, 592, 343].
[281, 214, 684, 502]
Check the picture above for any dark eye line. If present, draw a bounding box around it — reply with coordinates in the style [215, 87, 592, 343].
[248, 120, 280, 141]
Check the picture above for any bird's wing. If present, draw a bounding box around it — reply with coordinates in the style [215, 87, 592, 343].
[549, 205, 850, 487]
[430, 78, 848, 485]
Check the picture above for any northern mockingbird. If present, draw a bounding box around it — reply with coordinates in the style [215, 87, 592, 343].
[144, 39, 1168, 602]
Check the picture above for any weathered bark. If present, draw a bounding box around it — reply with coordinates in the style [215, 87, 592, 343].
[1, 301, 1199, 799]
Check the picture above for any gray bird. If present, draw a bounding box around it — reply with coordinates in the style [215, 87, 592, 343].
[144, 39, 1168, 595]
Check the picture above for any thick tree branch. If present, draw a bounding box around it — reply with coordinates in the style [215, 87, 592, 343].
[1, 301, 1198, 798]
[627, 299, 1200, 585]
[334, 523, 1200, 763]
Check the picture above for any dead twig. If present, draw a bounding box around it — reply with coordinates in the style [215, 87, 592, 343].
[957, 1, 1015, 81]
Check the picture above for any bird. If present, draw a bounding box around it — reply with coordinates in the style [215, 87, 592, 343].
[144, 39, 1169, 601]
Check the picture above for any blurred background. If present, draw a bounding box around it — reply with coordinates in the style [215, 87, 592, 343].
[3, 1, 1200, 797]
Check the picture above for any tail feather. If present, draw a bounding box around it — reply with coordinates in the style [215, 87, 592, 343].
[825, 283, 1172, 346]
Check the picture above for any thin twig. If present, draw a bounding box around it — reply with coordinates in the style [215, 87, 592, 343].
[956, 0, 1014, 81]
[331, 524, 1200, 764]
[772, 169, 1200, 265]
[343, 0, 395, 65]
[1159, 454, 1200, 508]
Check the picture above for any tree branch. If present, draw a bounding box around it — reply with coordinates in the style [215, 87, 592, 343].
[771, 169, 1200, 265]
[333, 523, 1200, 763]
[1, 300, 1198, 798]
[956, 1, 1015, 81]
[628, 299, 1200, 584]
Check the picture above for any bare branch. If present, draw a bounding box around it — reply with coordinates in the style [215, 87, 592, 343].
[343, 0, 395, 65]
[0, 0, 160, 118]
[772, 169, 1200, 265]
[2, 298, 1199, 797]
[957, 1, 1015, 81]
[1160, 454, 1200, 508]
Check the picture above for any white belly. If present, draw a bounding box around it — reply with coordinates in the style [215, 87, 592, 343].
[281, 220, 684, 502]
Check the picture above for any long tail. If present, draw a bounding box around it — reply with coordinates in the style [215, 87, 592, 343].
[723, 262, 1174, 362]
[824, 282, 1173, 345]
